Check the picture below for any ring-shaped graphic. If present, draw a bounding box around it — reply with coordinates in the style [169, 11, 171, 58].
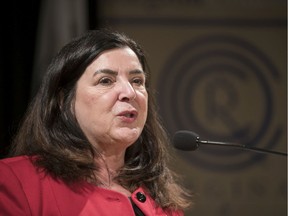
[157, 35, 281, 171]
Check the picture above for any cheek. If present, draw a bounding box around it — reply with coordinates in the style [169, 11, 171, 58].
[75, 89, 117, 117]
[139, 93, 148, 117]
[74, 90, 97, 119]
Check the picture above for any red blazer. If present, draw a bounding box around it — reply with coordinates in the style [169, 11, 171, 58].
[0, 156, 183, 216]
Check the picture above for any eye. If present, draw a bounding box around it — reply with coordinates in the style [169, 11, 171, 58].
[131, 77, 145, 86]
[98, 77, 114, 86]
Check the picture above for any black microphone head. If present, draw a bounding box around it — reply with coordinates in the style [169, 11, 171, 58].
[172, 130, 200, 151]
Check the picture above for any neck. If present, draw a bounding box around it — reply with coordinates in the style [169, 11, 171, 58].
[102, 149, 126, 171]
[95, 151, 132, 196]
[96, 149, 126, 186]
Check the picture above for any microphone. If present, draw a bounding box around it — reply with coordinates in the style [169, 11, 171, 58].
[173, 130, 287, 157]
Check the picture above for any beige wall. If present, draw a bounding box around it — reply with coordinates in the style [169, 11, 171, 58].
[98, 1, 287, 215]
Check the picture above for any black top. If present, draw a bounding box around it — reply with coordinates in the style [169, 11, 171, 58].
[129, 197, 145, 216]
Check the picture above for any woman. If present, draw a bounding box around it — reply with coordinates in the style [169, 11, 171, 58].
[0, 29, 191, 215]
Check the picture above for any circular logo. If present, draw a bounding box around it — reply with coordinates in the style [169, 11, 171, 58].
[157, 34, 283, 171]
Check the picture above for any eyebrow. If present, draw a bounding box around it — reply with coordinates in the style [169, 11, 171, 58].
[93, 69, 145, 77]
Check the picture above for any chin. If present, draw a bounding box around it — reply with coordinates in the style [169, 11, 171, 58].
[116, 128, 140, 144]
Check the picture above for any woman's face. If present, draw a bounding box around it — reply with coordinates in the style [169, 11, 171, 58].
[74, 47, 148, 154]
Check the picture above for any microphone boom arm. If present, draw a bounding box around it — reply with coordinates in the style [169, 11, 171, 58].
[199, 140, 288, 156]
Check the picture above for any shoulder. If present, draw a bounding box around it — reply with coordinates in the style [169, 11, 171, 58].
[0, 155, 61, 215]
[0, 155, 46, 193]
[0, 156, 36, 215]
[0, 155, 43, 193]
[0, 155, 37, 177]
[1, 155, 33, 166]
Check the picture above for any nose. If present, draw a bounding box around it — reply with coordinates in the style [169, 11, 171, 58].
[118, 81, 136, 102]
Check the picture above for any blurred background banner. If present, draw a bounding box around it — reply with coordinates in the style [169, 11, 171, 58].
[93, 1, 287, 215]
[0, 0, 286, 216]
[31, 0, 88, 95]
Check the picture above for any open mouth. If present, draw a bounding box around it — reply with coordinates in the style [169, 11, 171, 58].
[119, 110, 138, 119]
[124, 113, 135, 118]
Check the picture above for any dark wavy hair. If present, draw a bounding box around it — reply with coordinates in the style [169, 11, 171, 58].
[10, 29, 191, 212]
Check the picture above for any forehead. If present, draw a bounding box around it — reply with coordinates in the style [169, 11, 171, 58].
[93, 47, 141, 67]
[82, 47, 145, 79]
